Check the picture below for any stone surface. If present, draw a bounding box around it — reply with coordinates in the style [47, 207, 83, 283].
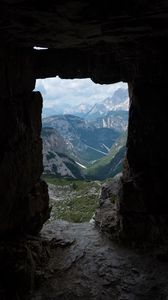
[29, 221, 168, 300]
[1, 220, 168, 299]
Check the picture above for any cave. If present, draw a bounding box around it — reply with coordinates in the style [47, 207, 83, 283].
[1, 1, 168, 299]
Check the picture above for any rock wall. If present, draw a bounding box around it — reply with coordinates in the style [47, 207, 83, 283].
[0, 48, 50, 236]
[119, 80, 168, 242]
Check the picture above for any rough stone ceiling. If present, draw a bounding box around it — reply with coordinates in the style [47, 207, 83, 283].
[1, 1, 168, 83]
[1, 0, 168, 50]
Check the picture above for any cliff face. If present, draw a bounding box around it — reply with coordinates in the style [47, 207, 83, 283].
[0, 1, 168, 241]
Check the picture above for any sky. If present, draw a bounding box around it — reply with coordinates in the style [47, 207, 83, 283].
[35, 76, 127, 109]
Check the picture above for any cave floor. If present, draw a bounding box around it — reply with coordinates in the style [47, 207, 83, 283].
[30, 221, 168, 300]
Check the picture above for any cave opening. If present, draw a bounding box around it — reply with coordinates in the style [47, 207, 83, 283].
[35, 76, 129, 225]
[2, 1, 168, 298]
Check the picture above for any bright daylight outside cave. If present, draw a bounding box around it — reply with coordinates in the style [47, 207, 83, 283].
[36, 76, 128, 224]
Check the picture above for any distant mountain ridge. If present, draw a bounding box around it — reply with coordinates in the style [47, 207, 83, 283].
[85, 88, 128, 120]
[91, 110, 128, 132]
[42, 87, 128, 119]
[63, 103, 92, 117]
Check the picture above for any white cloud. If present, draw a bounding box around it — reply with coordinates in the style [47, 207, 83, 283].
[35, 76, 127, 108]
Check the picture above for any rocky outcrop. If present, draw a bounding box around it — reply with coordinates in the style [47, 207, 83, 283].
[95, 175, 121, 237]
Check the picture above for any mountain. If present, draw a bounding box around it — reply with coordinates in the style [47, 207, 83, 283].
[42, 114, 121, 164]
[42, 87, 128, 118]
[42, 87, 128, 178]
[85, 133, 127, 180]
[42, 103, 71, 117]
[43, 151, 84, 179]
[105, 87, 129, 108]
[42, 127, 83, 179]
[42, 127, 68, 155]
[91, 110, 128, 132]
[85, 88, 129, 120]
[63, 103, 92, 117]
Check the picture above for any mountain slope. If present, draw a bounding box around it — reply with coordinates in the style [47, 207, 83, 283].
[42, 127, 83, 179]
[43, 151, 83, 179]
[42, 114, 121, 164]
[85, 133, 127, 180]
[42, 127, 68, 155]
